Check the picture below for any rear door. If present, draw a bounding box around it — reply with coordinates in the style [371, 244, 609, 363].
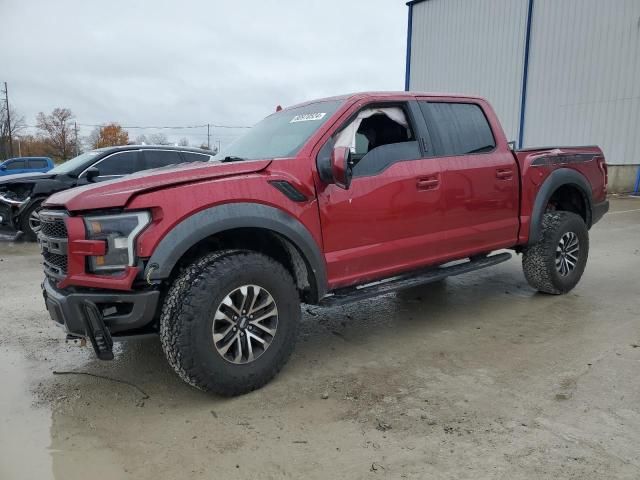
[316, 100, 446, 288]
[418, 99, 519, 258]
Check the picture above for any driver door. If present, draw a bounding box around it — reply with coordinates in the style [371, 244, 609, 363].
[315, 101, 446, 289]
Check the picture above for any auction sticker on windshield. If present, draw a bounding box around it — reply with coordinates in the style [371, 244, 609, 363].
[290, 113, 326, 123]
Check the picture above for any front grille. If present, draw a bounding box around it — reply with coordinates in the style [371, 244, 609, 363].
[43, 250, 68, 274]
[41, 217, 68, 238]
[39, 211, 69, 278]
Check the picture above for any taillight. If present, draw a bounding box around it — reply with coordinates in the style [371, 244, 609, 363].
[596, 155, 608, 192]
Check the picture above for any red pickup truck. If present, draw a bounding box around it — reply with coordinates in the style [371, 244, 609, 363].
[39, 92, 609, 395]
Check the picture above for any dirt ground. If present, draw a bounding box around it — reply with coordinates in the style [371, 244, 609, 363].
[0, 196, 639, 480]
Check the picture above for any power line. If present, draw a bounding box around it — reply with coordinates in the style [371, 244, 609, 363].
[78, 123, 251, 130]
[24, 122, 251, 130]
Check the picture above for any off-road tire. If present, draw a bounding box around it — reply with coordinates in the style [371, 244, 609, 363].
[19, 200, 43, 241]
[522, 211, 589, 294]
[160, 250, 300, 396]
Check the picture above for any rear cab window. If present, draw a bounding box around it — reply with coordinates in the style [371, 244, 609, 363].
[419, 101, 496, 156]
[29, 159, 49, 169]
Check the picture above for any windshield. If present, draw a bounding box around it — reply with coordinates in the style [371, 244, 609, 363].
[212, 100, 344, 161]
[49, 151, 102, 175]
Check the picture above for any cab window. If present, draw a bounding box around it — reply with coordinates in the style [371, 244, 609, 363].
[332, 105, 420, 177]
[420, 102, 495, 156]
[29, 159, 49, 169]
[142, 150, 182, 169]
[93, 151, 138, 176]
[6, 160, 25, 170]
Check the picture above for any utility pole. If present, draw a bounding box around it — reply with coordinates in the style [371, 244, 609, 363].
[74, 121, 79, 156]
[207, 123, 211, 150]
[3, 82, 13, 158]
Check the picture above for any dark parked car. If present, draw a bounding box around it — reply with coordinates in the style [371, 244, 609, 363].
[0, 157, 54, 176]
[0, 145, 213, 239]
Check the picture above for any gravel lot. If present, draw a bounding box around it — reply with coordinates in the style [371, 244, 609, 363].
[1, 197, 639, 480]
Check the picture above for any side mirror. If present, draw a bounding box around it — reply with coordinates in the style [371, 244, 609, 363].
[85, 167, 100, 183]
[330, 146, 353, 190]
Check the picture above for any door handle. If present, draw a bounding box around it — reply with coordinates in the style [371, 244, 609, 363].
[496, 169, 513, 180]
[416, 177, 439, 190]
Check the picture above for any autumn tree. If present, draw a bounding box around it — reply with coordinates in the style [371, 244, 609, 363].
[36, 108, 76, 161]
[89, 123, 129, 149]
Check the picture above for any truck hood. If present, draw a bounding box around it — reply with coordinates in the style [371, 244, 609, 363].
[44, 160, 272, 211]
[0, 171, 55, 184]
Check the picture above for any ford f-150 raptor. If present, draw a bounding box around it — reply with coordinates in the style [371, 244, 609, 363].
[38, 92, 609, 395]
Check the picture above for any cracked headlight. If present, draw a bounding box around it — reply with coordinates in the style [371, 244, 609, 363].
[84, 211, 151, 273]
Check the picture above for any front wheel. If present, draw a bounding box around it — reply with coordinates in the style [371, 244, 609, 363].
[160, 250, 301, 396]
[20, 200, 43, 241]
[522, 211, 589, 294]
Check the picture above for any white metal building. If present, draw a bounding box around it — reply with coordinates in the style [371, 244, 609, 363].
[405, 0, 640, 192]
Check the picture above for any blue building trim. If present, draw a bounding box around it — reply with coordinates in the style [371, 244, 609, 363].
[518, 0, 535, 148]
[404, 3, 414, 91]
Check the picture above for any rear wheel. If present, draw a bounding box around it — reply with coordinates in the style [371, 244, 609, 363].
[20, 201, 43, 241]
[522, 211, 589, 294]
[160, 250, 300, 395]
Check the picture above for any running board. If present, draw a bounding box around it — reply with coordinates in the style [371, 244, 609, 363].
[319, 252, 512, 308]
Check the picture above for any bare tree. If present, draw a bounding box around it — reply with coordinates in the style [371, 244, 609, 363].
[36, 108, 76, 161]
[86, 127, 101, 150]
[0, 105, 27, 160]
[178, 137, 189, 147]
[134, 134, 148, 145]
[147, 132, 170, 145]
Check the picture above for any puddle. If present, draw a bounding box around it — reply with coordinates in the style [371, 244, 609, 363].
[0, 347, 53, 480]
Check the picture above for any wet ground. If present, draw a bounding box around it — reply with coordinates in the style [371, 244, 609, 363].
[1, 197, 639, 479]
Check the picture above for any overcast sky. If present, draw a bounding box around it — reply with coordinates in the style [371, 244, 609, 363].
[1, 0, 408, 149]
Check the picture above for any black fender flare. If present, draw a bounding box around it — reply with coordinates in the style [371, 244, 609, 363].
[528, 168, 593, 245]
[144, 203, 327, 300]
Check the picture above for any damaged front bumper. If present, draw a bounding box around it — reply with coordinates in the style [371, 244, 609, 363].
[0, 194, 29, 227]
[42, 278, 160, 359]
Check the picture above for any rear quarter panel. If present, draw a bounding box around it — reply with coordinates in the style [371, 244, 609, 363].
[515, 146, 607, 243]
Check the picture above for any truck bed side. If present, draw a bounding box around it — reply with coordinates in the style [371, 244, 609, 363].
[514, 146, 608, 245]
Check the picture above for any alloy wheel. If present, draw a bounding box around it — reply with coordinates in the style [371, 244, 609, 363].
[28, 209, 42, 235]
[212, 285, 278, 364]
[555, 231, 579, 276]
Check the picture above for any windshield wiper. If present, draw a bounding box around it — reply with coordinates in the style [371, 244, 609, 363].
[221, 156, 246, 163]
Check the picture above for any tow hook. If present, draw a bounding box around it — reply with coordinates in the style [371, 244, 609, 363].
[146, 263, 159, 285]
[65, 334, 87, 348]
